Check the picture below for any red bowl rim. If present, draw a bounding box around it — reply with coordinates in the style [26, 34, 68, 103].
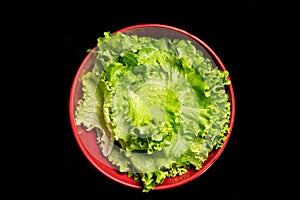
[69, 23, 236, 191]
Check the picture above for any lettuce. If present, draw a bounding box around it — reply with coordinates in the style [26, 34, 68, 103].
[75, 32, 231, 192]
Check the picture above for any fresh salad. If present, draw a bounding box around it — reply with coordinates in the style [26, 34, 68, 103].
[74, 31, 232, 192]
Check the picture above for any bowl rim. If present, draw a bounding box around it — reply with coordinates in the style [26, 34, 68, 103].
[69, 23, 236, 191]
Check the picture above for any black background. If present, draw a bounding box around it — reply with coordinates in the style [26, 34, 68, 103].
[3, 0, 298, 199]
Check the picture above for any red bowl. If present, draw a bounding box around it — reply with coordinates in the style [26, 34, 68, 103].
[69, 24, 235, 191]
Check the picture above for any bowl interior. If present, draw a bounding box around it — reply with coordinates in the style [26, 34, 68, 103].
[69, 24, 235, 190]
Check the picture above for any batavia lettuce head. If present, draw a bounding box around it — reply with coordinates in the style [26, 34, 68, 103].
[74, 31, 232, 192]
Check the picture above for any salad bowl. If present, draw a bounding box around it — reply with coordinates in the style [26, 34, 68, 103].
[69, 24, 235, 192]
